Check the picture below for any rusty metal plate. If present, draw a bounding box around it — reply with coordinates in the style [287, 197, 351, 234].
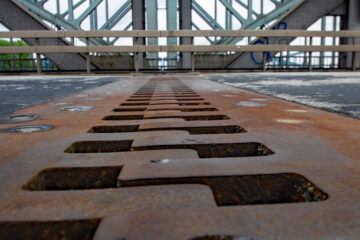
[0, 75, 359, 240]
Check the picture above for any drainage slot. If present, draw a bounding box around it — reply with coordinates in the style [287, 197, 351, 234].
[180, 115, 229, 121]
[65, 140, 133, 153]
[142, 125, 245, 134]
[130, 95, 153, 98]
[103, 115, 144, 120]
[113, 108, 147, 112]
[132, 142, 273, 158]
[0, 219, 101, 240]
[180, 108, 218, 112]
[120, 103, 149, 106]
[118, 173, 328, 206]
[88, 125, 245, 134]
[190, 236, 250, 240]
[177, 102, 210, 106]
[24, 167, 122, 190]
[146, 108, 217, 112]
[175, 98, 205, 101]
[88, 125, 139, 133]
[154, 95, 200, 98]
[126, 99, 151, 102]
[65, 141, 270, 157]
[173, 95, 201, 97]
[102, 115, 228, 121]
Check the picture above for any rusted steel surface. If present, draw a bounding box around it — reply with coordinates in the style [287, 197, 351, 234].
[0, 75, 359, 240]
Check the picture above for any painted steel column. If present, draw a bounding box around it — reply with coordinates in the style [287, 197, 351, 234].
[321, 17, 327, 68]
[340, 0, 360, 69]
[226, 0, 233, 30]
[179, 0, 192, 69]
[146, 0, 158, 68]
[166, 0, 178, 62]
[132, 0, 145, 69]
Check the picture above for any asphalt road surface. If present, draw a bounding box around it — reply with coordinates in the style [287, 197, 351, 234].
[1, 73, 359, 120]
[205, 72, 360, 120]
[0, 75, 120, 115]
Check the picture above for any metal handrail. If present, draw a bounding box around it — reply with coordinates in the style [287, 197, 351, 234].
[0, 30, 358, 72]
[1, 30, 360, 38]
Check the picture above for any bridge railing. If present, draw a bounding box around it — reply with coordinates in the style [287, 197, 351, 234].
[0, 30, 359, 72]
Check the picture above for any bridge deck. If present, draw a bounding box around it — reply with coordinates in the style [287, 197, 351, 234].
[0, 75, 359, 240]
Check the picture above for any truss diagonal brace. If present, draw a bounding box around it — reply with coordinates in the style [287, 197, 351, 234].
[192, 0, 223, 30]
[75, 0, 103, 25]
[219, 0, 247, 25]
[100, 0, 132, 30]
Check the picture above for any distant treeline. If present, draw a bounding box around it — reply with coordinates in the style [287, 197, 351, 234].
[0, 39, 34, 69]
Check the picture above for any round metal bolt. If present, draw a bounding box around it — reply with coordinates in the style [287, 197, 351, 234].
[84, 97, 104, 101]
[221, 94, 236, 98]
[49, 102, 73, 106]
[276, 119, 306, 124]
[285, 109, 308, 113]
[9, 114, 37, 122]
[150, 159, 170, 164]
[236, 101, 268, 107]
[57, 106, 94, 112]
[3, 125, 53, 134]
[248, 98, 270, 101]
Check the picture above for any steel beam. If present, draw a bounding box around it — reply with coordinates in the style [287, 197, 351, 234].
[0, 0, 95, 71]
[226, 0, 345, 69]
[146, 0, 158, 66]
[132, 0, 145, 69]
[166, 0, 178, 60]
[340, 0, 360, 69]
[100, 1, 131, 30]
[16, 0, 107, 46]
[179, 0, 192, 69]
[192, 1, 223, 30]
[215, 0, 303, 45]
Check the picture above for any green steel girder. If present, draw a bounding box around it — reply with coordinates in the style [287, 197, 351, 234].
[16, 0, 132, 46]
[16, 0, 106, 46]
[18, 0, 303, 52]
[192, 0, 224, 30]
[216, 0, 304, 45]
[36, 0, 48, 6]
[99, 0, 131, 30]
[167, 0, 178, 59]
[146, 0, 158, 61]
[191, 0, 302, 47]
[60, 0, 87, 19]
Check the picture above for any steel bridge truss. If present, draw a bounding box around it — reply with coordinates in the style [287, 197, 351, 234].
[16, 0, 302, 46]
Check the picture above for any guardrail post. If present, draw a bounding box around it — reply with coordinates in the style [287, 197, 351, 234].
[86, 37, 91, 73]
[262, 37, 267, 71]
[308, 37, 313, 71]
[135, 52, 139, 73]
[134, 37, 139, 73]
[191, 37, 195, 72]
[35, 38, 41, 74]
[352, 51, 356, 71]
[10, 38, 15, 71]
[286, 51, 290, 69]
[262, 52, 266, 71]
